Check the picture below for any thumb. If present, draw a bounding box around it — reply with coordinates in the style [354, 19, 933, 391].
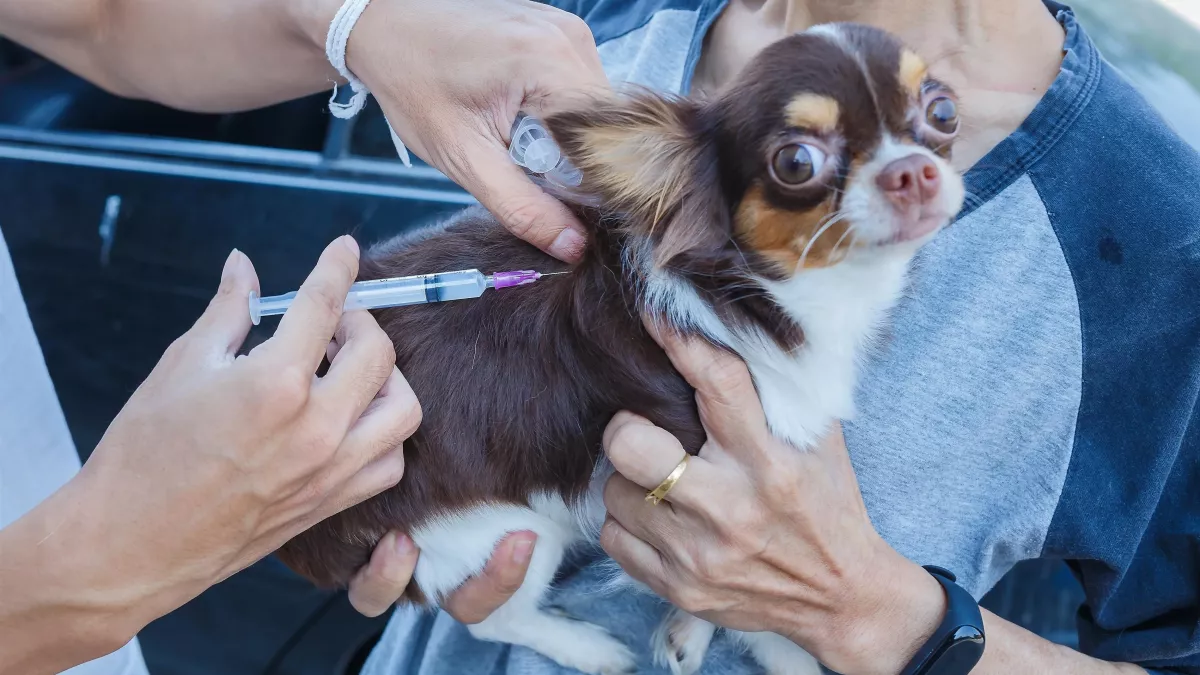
[458, 140, 588, 263]
[348, 531, 420, 618]
[641, 315, 771, 451]
[443, 532, 536, 624]
[190, 249, 260, 356]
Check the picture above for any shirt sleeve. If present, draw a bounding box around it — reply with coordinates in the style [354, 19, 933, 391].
[1029, 62, 1200, 672]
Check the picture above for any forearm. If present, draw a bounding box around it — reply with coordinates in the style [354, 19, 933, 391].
[0, 471, 194, 675]
[0, 482, 121, 674]
[0, 0, 345, 112]
[973, 608, 1145, 675]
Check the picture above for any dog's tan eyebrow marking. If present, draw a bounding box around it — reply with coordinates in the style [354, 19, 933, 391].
[899, 49, 928, 96]
[785, 94, 841, 132]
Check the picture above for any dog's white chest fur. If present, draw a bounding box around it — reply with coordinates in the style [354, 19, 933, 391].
[646, 253, 913, 449]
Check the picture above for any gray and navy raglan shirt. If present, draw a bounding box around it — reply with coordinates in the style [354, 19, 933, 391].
[363, 2, 1200, 673]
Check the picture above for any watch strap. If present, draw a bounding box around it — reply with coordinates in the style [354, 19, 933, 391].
[899, 566, 986, 675]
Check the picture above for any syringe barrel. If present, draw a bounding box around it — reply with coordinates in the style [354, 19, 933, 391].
[249, 269, 490, 325]
[344, 269, 489, 309]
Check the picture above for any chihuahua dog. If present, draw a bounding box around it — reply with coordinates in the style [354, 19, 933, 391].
[276, 23, 964, 675]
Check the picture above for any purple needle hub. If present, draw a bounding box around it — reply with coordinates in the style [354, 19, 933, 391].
[492, 270, 542, 290]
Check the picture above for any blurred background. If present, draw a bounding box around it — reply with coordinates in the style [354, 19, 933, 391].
[0, 1, 1197, 673]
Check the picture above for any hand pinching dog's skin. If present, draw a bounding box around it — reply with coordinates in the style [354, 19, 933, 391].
[276, 23, 964, 675]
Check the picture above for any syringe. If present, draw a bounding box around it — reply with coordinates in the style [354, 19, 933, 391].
[248, 269, 560, 325]
[509, 113, 582, 189]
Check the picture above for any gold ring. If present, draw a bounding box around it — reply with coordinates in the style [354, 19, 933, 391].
[645, 455, 690, 505]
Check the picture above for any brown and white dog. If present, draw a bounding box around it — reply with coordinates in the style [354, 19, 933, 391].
[276, 23, 965, 675]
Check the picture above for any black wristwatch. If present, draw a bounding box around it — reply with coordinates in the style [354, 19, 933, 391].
[898, 566, 986, 675]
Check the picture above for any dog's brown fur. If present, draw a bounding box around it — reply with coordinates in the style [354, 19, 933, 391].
[277, 212, 707, 594]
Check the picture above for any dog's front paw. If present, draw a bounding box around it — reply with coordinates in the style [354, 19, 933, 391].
[555, 619, 637, 675]
[652, 609, 717, 675]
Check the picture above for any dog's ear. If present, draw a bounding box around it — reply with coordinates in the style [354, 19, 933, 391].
[545, 94, 727, 267]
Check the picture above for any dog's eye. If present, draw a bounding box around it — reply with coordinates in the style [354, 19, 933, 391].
[925, 96, 959, 134]
[771, 144, 826, 185]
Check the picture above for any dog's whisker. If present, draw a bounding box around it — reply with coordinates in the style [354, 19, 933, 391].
[798, 212, 848, 267]
[830, 222, 858, 260]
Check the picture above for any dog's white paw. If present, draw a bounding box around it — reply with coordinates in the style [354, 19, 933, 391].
[734, 630, 824, 675]
[545, 619, 637, 675]
[652, 610, 717, 675]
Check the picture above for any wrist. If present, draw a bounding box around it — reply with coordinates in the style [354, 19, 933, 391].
[287, 0, 409, 91]
[825, 546, 948, 675]
[285, 0, 348, 74]
[287, 0, 336, 50]
[70, 460, 220, 630]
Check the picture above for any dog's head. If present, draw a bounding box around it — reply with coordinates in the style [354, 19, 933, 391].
[546, 23, 965, 276]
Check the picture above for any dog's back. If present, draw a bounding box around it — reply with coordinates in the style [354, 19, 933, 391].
[275, 207, 704, 593]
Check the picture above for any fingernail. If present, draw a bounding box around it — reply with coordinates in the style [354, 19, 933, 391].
[599, 519, 617, 550]
[512, 535, 536, 564]
[643, 315, 676, 344]
[218, 249, 248, 295]
[549, 228, 586, 262]
[394, 533, 415, 556]
[341, 235, 360, 259]
[221, 249, 241, 279]
[376, 531, 396, 555]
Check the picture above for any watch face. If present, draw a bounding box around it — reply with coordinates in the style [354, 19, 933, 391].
[925, 627, 984, 675]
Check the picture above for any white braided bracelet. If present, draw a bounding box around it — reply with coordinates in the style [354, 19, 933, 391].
[325, 0, 412, 166]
